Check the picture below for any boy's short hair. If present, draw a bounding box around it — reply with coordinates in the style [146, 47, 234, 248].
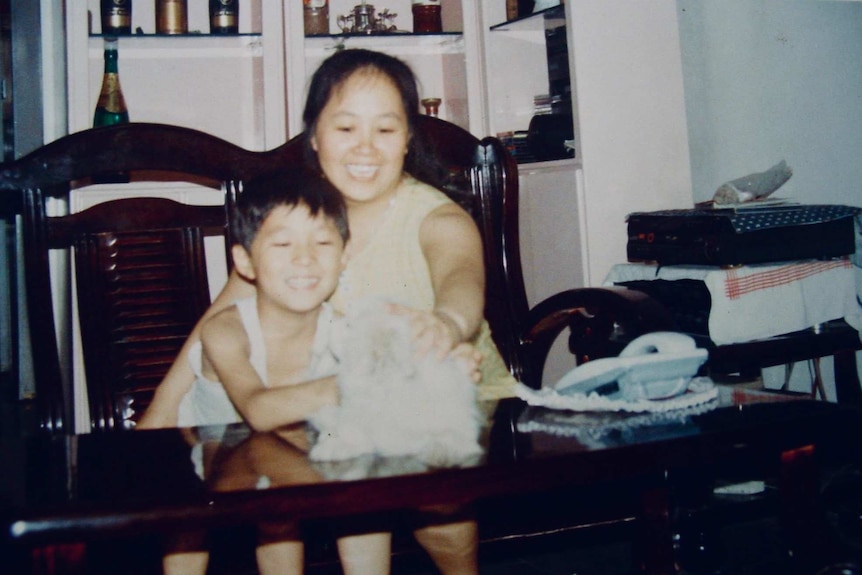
[233, 167, 350, 251]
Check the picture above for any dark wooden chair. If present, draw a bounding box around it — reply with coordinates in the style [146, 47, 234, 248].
[0, 123, 303, 433]
[601, 274, 862, 403]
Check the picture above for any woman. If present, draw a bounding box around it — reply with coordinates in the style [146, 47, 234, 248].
[141, 48, 518, 574]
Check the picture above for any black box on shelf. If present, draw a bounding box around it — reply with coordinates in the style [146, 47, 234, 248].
[626, 204, 861, 266]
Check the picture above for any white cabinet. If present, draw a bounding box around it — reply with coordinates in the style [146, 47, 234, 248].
[283, 0, 693, 294]
[282, 0, 485, 137]
[59, 1, 695, 395]
[518, 161, 587, 305]
[61, 0, 696, 306]
[480, 0, 693, 288]
[68, 2, 484, 141]
[482, 5, 569, 142]
[68, 0, 286, 149]
[482, 1, 693, 384]
[565, 0, 692, 285]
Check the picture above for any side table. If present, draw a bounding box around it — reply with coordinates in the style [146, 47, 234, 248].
[604, 259, 862, 403]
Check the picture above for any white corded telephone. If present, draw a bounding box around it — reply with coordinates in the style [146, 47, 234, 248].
[552, 332, 708, 401]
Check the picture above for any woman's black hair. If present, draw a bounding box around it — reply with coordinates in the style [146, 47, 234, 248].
[301, 48, 447, 188]
[233, 167, 350, 251]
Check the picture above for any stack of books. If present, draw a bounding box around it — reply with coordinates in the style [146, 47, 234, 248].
[533, 94, 555, 115]
[512, 130, 535, 164]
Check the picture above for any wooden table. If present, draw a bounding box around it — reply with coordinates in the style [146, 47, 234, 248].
[2, 387, 860, 574]
[604, 260, 862, 403]
[605, 259, 860, 345]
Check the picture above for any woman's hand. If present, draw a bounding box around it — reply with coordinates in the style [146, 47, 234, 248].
[450, 343, 483, 384]
[387, 303, 482, 381]
[387, 303, 467, 359]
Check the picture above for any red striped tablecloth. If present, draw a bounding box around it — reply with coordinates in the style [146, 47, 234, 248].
[605, 259, 861, 345]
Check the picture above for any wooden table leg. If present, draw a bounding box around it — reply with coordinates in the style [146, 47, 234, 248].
[833, 350, 862, 405]
[635, 484, 678, 575]
[780, 444, 835, 574]
[29, 543, 87, 575]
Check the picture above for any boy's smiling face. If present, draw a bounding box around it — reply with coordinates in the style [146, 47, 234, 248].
[233, 203, 346, 314]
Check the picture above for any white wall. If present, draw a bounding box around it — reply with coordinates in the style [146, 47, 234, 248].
[678, 0, 862, 207]
[677, 0, 862, 399]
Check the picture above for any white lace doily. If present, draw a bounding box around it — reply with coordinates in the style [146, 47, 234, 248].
[516, 397, 720, 440]
[514, 377, 719, 414]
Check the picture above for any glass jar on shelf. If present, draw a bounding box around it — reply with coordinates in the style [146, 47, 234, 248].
[412, 0, 442, 33]
[304, 0, 330, 35]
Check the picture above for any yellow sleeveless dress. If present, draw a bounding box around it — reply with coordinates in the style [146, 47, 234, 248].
[329, 176, 518, 400]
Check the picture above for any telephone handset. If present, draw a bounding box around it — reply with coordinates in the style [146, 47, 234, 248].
[552, 332, 708, 401]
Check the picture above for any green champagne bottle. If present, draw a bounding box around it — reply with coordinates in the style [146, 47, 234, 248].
[93, 38, 129, 127]
[93, 38, 130, 183]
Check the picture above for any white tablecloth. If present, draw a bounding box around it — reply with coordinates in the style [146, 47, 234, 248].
[605, 258, 862, 345]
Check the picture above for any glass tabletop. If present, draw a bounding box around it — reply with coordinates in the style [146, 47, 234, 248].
[1, 385, 850, 544]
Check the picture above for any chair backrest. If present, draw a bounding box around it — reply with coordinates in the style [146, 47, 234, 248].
[1, 123, 299, 433]
[54, 198, 227, 432]
[1, 118, 531, 434]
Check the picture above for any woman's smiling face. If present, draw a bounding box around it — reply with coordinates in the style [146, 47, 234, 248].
[310, 68, 410, 206]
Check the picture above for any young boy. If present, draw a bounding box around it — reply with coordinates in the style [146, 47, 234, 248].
[169, 167, 480, 575]
[177, 167, 348, 433]
[168, 167, 354, 575]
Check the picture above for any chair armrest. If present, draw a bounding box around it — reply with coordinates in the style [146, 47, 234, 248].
[518, 287, 675, 388]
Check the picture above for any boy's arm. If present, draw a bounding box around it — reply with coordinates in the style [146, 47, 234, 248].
[202, 313, 339, 432]
[138, 269, 256, 429]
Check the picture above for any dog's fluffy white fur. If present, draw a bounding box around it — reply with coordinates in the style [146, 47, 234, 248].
[308, 298, 482, 468]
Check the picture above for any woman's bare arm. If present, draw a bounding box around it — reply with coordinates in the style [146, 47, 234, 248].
[409, 202, 486, 356]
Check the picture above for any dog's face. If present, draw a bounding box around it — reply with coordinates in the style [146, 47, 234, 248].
[335, 299, 417, 380]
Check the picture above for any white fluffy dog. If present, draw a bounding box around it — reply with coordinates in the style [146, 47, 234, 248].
[308, 298, 482, 468]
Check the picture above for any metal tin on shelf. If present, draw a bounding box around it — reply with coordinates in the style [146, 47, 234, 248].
[156, 0, 188, 35]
